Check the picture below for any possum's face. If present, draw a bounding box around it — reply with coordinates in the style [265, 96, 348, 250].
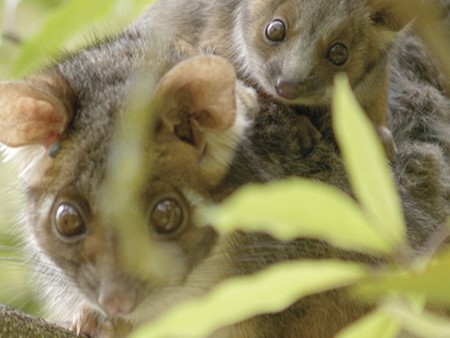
[0, 52, 254, 332]
[235, 0, 405, 106]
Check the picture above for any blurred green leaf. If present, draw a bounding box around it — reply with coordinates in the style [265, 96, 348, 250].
[13, 0, 156, 76]
[114, 0, 154, 18]
[335, 309, 400, 338]
[130, 260, 366, 338]
[355, 250, 450, 305]
[98, 76, 173, 282]
[201, 178, 392, 255]
[14, 0, 117, 75]
[384, 301, 450, 337]
[332, 74, 406, 249]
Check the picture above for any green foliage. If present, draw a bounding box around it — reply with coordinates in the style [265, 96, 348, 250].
[356, 249, 450, 304]
[335, 309, 400, 338]
[383, 300, 450, 337]
[333, 74, 406, 249]
[14, 0, 118, 75]
[338, 297, 450, 338]
[2, 0, 153, 77]
[130, 261, 366, 338]
[202, 179, 392, 254]
[0, 251, 39, 314]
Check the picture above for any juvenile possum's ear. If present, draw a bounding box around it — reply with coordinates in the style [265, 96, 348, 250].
[368, 0, 423, 31]
[153, 55, 237, 149]
[0, 69, 73, 150]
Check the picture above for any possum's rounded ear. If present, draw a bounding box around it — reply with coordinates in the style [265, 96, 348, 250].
[0, 69, 74, 149]
[154, 55, 237, 145]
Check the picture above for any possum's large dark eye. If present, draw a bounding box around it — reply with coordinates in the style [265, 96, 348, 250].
[54, 202, 87, 240]
[150, 198, 185, 236]
[327, 43, 348, 66]
[265, 19, 286, 42]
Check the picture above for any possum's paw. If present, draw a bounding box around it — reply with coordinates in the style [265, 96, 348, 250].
[377, 126, 397, 163]
[71, 306, 114, 338]
[296, 115, 322, 155]
[236, 80, 259, 120]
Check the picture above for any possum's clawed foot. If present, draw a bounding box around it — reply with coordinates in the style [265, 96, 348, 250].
[236, 80, 259, 119]
[377, 126, 397, 162]
[296, 115, 322, 155]
[71, 305, 114, 338]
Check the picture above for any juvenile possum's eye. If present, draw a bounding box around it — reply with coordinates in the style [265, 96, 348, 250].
[265, 19, 286, 42]
[327, 43, 348, 66]
[54, 203, 87, 239]
[150, 198, 185, 235]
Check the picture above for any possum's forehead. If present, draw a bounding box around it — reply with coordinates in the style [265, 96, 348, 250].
[51, 65, 128, 197]
[246, 0, 367, 34]
[239, 0, 370, 69]
[49, 32, 152, 194]
[21, 28, 181, 201]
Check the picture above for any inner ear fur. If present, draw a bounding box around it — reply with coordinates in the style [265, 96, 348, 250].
[154, 55, 238, 134]
[0, 68, 74, 148]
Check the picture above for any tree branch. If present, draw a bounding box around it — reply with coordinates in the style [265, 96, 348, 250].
[0, 304, 86, 338]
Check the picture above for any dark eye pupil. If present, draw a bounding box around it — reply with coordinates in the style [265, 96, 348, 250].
[151, 199, 183, 235]
[327, 43, 348, 66]
[55, 203, 86, 238]
[265, 19, 286, 42]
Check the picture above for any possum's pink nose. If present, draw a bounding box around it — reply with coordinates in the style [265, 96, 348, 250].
[275, 78, 299, 100]
[98, 285, 138, 316]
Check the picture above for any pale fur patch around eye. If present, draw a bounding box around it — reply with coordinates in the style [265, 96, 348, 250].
[181, 188, 206, 209]
[231, 24, 271, 95]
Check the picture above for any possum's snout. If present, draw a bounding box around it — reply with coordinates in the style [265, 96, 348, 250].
[273, 74, 330, 106]
[275, 77, 299, 100]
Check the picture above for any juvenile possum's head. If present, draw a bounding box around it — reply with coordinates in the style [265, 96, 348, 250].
[234, 0, 415, 105]
[0, 51, 255, 329]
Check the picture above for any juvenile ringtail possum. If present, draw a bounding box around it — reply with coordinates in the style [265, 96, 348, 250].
[135, 0, 323, 153]
[196, 0, 441, 161]
[1, 7, 450, 338]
